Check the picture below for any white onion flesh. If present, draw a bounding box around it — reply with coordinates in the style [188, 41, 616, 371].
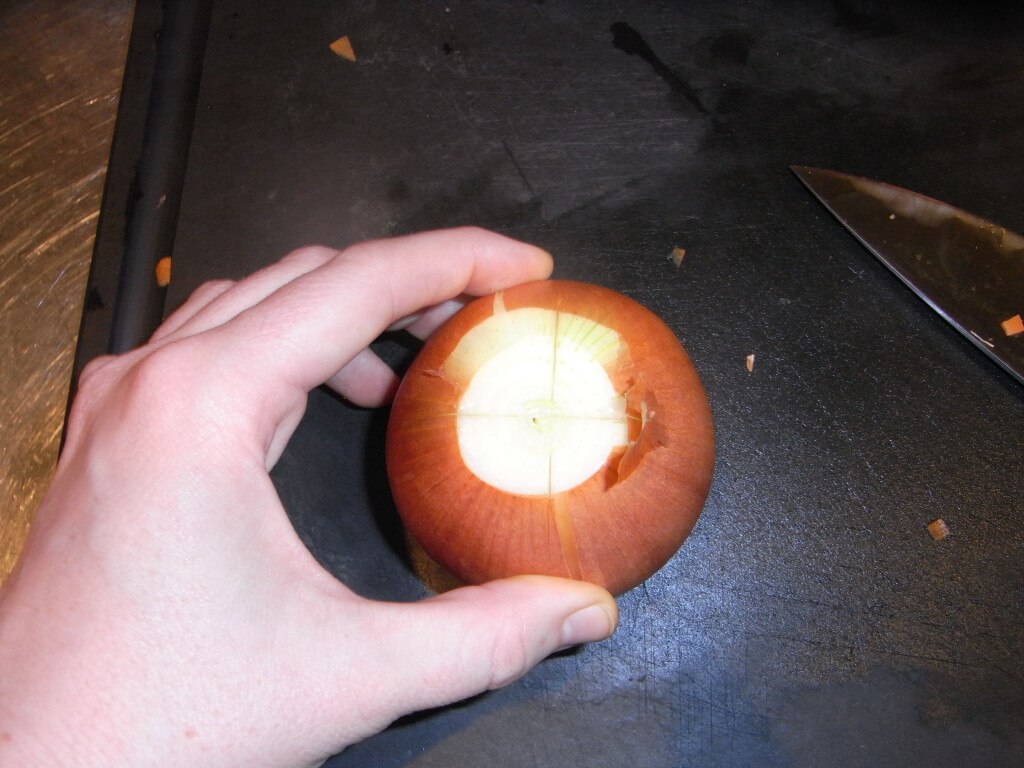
[455, 307, 631, 495]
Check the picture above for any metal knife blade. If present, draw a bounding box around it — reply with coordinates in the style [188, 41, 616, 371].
[792, 166, 1024, 386]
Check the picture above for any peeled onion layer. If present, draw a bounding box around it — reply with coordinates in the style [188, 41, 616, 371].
[386, 280, 715, 595]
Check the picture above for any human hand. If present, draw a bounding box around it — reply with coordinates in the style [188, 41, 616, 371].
[0, 228, 618, 767]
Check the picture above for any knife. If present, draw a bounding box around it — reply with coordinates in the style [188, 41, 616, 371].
[791, 166, 1024, 386]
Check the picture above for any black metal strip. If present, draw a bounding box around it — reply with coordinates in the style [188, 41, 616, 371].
[108, 0, 214, 353]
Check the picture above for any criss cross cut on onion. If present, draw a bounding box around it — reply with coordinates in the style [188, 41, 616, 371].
[386, 280, 714, 595]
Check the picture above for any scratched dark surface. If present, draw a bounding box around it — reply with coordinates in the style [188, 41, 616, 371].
[90, 0, 1024, 765]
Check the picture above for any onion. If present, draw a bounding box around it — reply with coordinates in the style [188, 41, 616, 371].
[386, 280, 714, 595]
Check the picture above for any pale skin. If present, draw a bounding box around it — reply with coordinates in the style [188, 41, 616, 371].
[0, 228, 618, 767]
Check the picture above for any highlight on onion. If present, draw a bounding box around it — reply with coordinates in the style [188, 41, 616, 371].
[385, 280, 714, 595]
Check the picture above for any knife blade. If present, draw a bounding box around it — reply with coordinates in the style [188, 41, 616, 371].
[791, 166, 1024, 386]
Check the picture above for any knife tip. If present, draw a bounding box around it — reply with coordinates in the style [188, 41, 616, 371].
[790, 165, 818, 189]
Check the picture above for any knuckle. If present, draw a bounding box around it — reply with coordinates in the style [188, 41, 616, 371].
[455, 224, 490, 239]
[127, 344, 197, 393]
[116, 343, 207, 424]
[77, 354, 116, 391]
[486, 616, 535, 690]
[334, 239, 374, 266]
[66, 356, 117, 439]
[454, 225, 497, 251]
[66, 351, 140, 446]
[193, 278, 235, 300]
[279, 244, 337, 269]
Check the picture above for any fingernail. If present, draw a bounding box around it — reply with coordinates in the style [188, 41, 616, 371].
[386, 312, 422, 332]
[561, 603, 614, 647]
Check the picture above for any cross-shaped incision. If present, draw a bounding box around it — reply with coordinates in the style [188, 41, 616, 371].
[452, 303, 639, 496]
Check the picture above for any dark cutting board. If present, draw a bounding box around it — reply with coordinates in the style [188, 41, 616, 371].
[77, 1, 1024, 765]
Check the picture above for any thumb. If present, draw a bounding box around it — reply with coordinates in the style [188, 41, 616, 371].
[363, 576, 617, 716]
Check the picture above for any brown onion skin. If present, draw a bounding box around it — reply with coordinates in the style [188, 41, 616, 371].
[385, 280, 714, 596]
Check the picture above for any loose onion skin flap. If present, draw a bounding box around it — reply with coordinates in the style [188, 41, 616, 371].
[386, 280, 715, 596]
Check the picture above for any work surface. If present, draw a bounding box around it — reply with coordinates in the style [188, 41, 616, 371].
[0, 0, 132, 580]
[80, 1, 1024, 765]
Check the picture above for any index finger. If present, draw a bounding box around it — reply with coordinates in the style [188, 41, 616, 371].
[208, 226, 552, 413]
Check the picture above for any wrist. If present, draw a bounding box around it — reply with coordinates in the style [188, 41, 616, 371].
[0, 521, 150, 768]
